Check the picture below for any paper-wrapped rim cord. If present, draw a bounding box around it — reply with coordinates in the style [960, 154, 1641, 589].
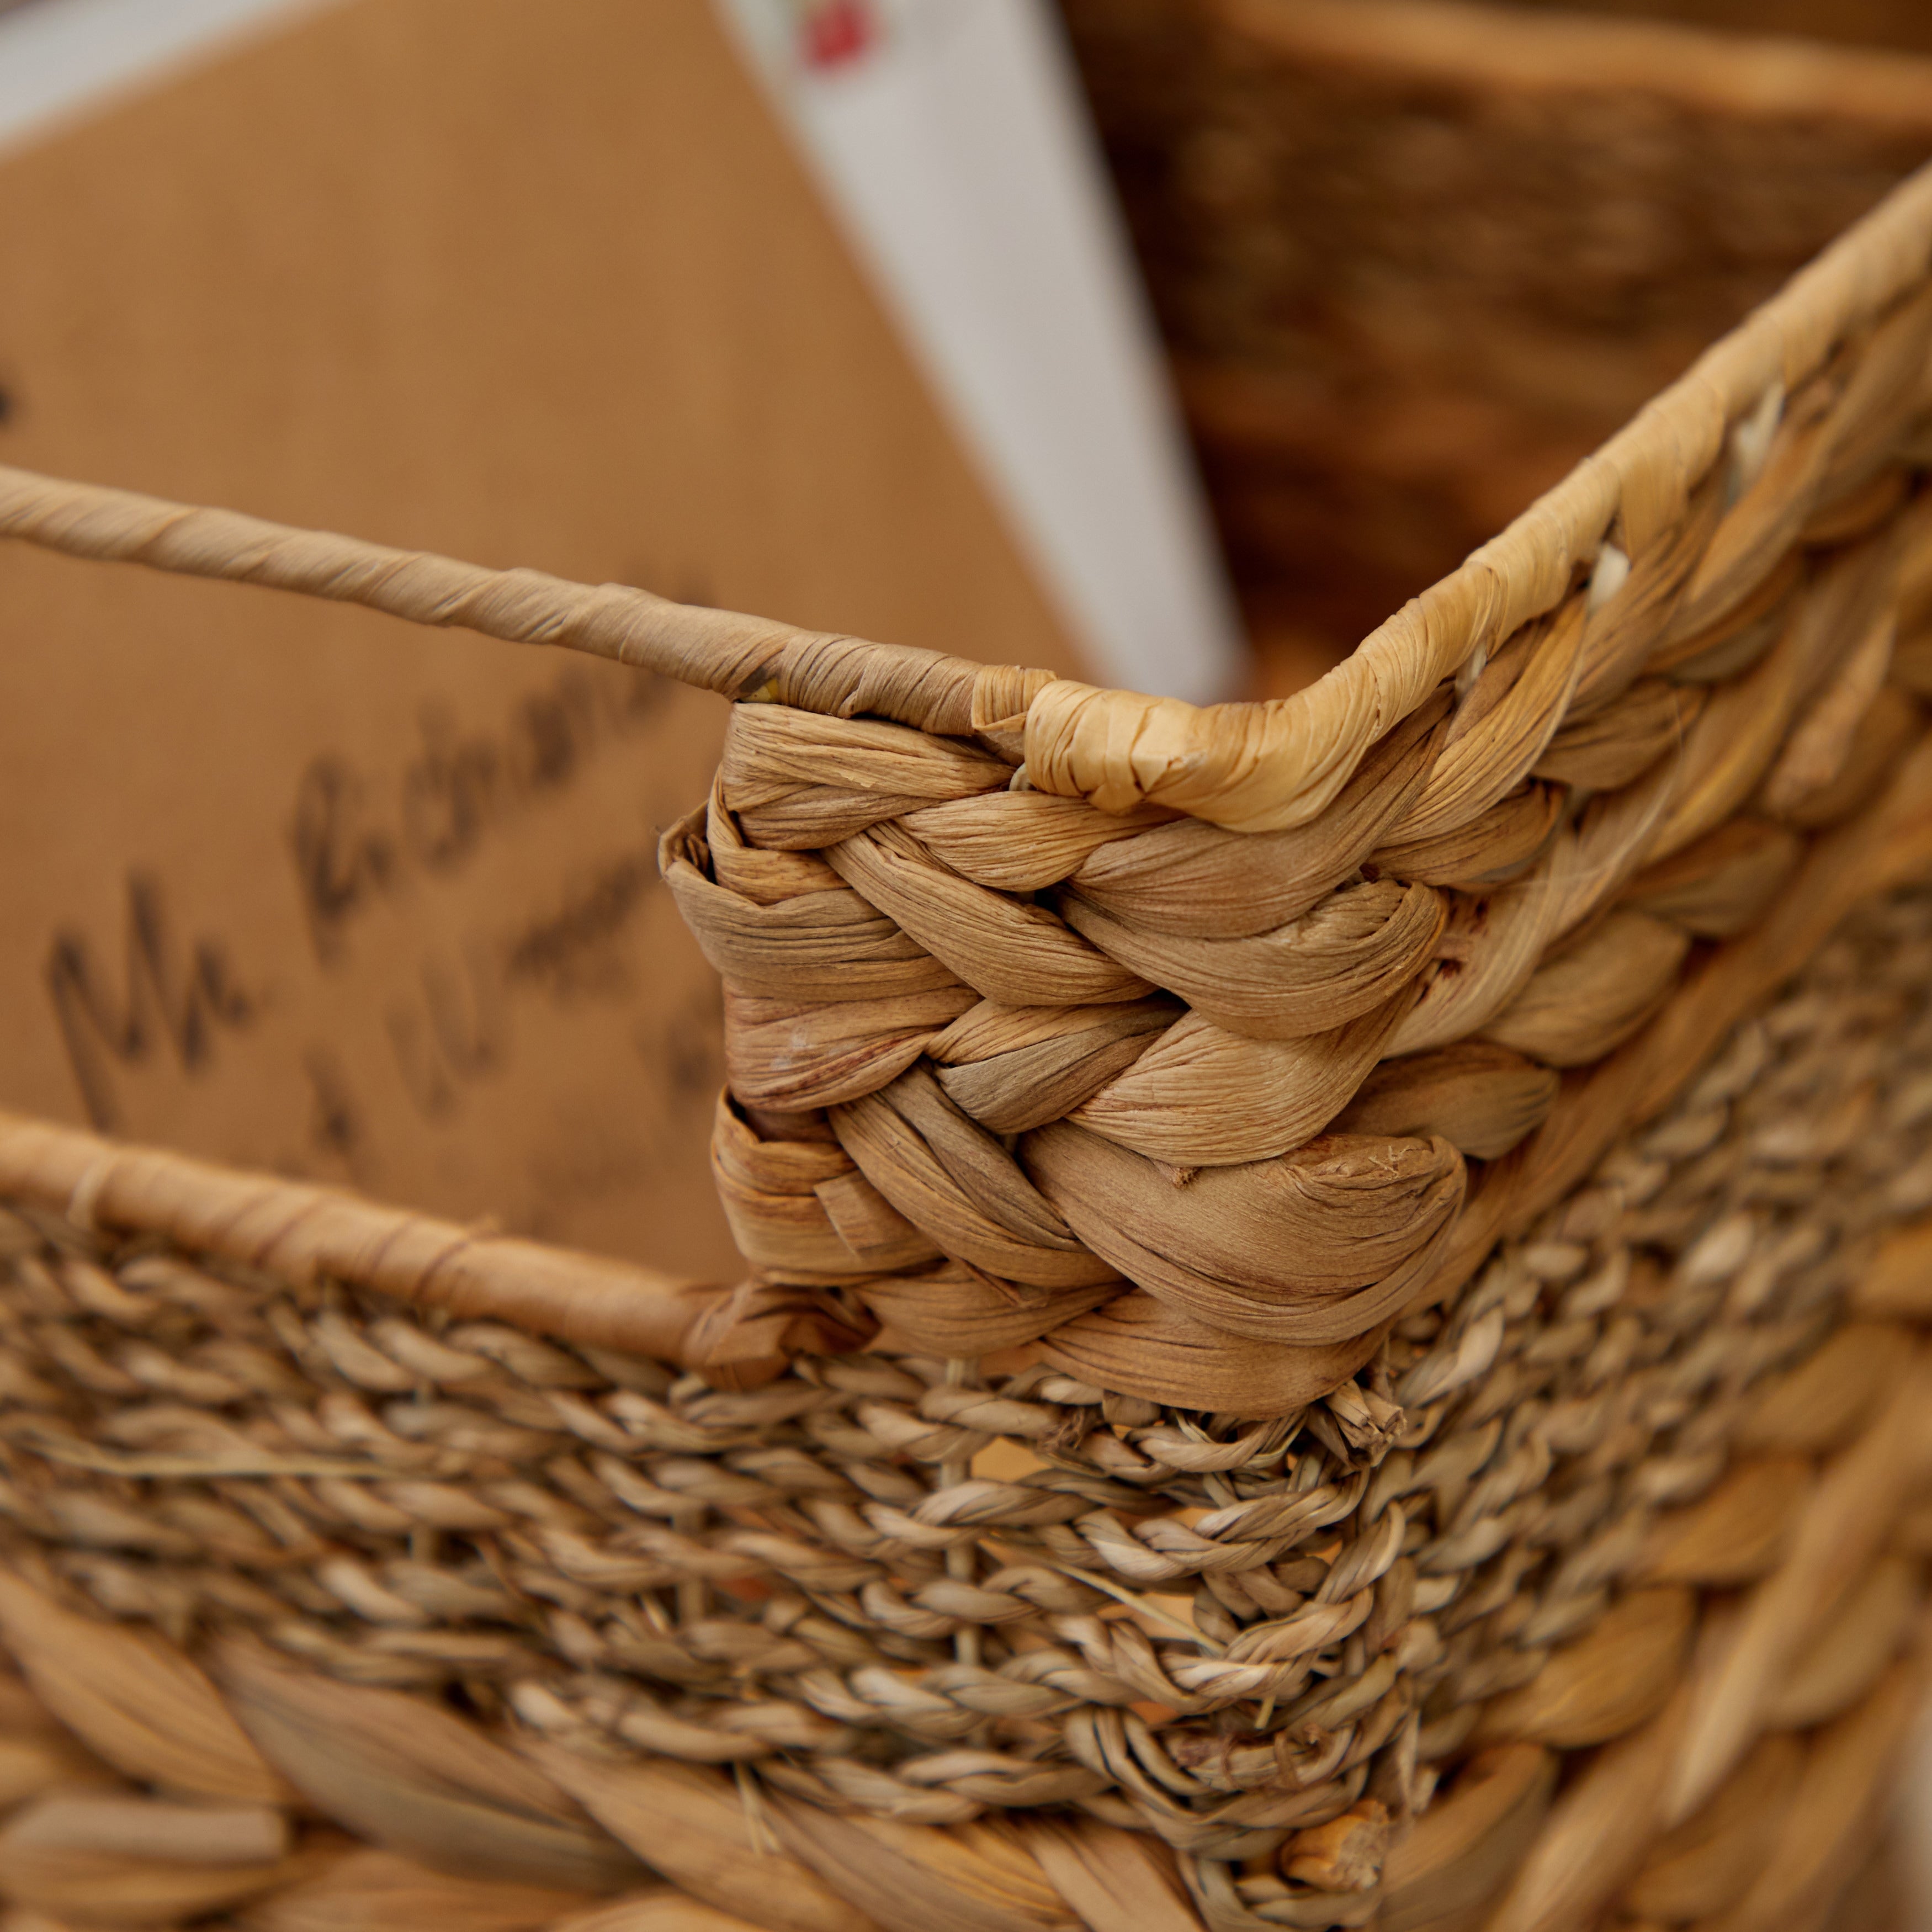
[0, 157, 1930, 832]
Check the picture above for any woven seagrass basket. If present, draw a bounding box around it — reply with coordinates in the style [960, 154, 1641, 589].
[6, 29, 1932, 1932]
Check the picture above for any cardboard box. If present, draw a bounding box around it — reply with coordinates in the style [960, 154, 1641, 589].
[0, 0, 1082, 1275]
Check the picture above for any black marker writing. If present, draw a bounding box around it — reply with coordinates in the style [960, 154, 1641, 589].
[503, 847, 658, 1000]
[290, 664, 672, 967]
[46, 872, 258, 1129]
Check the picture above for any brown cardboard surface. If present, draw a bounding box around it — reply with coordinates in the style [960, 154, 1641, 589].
[0, 0, 1081, 1276]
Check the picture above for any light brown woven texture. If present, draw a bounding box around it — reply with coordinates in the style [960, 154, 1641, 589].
[0, 889, 1928, 1931]
[1, 38, 1932, 1932]
[0, 1116, 859, 1392]
[1058, 0, 1932, 659]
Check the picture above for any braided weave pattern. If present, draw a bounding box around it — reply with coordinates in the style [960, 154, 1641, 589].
[678, 244, 1932, 1405]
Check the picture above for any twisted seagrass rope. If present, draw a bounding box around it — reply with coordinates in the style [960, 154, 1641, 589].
[0, 1118, 858, 1389]
[0, 877, 1928, 1929]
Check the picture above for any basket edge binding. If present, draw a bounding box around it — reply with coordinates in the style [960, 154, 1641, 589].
[0, 152, 1929, 832]
[0, 1114, 866, 1390]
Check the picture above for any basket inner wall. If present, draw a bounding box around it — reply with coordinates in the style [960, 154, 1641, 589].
[1450, 0, 1932, 55]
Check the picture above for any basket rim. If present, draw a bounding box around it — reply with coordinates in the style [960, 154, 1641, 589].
[0, 152, 1926, 832]
[1216, 0, 1932, 128]
[0, 1109, 871, 1386]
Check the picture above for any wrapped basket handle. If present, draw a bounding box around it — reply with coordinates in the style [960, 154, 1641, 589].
[0, 160, 1929, 826]
[0, 460, 1035, 740]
